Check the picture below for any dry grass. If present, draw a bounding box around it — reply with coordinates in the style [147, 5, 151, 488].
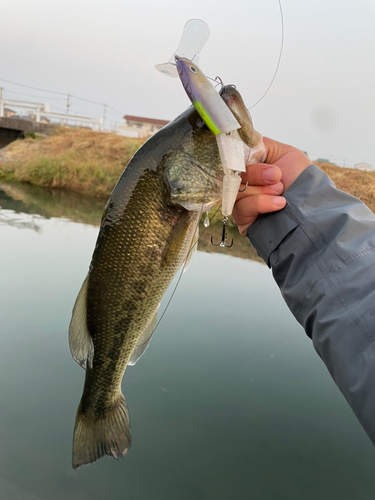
[0, 127, 145, 197]
[315, 161, 375, 213]
[0, 128, 374, 210]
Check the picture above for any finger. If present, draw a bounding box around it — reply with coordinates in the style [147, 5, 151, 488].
[263, 137, 296, 165]
[244, 163, 282, 186]
[237, 181, 284, 201]
[233, 193, 286, 221]
[232, 194, 286, 235]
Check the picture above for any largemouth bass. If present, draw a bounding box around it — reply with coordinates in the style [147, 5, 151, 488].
[69, 85, 258, 469]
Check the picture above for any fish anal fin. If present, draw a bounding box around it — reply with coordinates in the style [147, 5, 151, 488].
[69, 275, 94, 370]
[72, 393, 131, 469]
[128, 308, 158, 367]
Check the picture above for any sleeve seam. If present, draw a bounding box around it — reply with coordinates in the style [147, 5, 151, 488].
[284, 204, 320, 253]
[296, 245, 375, 343]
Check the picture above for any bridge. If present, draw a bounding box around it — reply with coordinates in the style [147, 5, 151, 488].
[0, 91, 103, 149]
[0, 116, 54, 148]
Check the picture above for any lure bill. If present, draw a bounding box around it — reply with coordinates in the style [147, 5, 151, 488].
[155, 19, 210, 77]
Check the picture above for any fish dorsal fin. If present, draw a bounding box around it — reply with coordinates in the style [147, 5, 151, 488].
[128, 308, 158, 366]
[69, 275, 94, 370]
[183, 223, 199, 273]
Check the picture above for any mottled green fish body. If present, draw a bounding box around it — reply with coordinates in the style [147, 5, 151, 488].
[69, 104, 223, 468]
[69, 86, 256, 469]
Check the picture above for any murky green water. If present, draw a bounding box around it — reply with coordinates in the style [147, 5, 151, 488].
[0, 181, 374, 500]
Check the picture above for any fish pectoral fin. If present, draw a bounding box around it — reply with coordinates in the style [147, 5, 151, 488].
[69, 275, 94, 370]
[72, 392, 131, 469]
[128, 307, 159, 367]
[183, 223, 198, 273]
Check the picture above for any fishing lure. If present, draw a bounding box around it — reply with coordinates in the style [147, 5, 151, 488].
[156, 13, 283, 245]
[175, 56, 266, 246]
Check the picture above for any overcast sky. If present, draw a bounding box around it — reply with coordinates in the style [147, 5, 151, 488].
[1, 0, 375, 166]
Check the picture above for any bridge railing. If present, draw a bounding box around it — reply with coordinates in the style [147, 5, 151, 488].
[0, 98, 102, 131]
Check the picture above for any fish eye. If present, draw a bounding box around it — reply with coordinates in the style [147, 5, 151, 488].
[190, 66, 197, 73]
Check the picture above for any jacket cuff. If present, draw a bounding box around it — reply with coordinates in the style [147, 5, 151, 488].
[246, 207, 299, 267]
[246, 164, 320, 266]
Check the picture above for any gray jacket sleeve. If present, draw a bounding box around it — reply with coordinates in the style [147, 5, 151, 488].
[247, 164, 375, 445]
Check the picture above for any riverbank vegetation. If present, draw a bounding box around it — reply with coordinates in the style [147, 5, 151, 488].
[0, 127, 145, 197]
[0, 128, 374, 212]
[314, 161, 375, 212]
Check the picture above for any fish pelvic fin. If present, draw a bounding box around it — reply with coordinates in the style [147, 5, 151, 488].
[72, 393, 131, 469]
[69, 275, 94, 370]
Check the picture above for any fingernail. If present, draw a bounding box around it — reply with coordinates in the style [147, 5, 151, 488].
[263, 168, 277, 182]
[273, 196, 286, 208]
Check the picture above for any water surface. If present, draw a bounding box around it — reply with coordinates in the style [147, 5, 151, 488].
[0, 182, 374, 500]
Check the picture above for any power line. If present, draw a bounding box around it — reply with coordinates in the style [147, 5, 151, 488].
[0, 77, 67, 96]
[107, 105, 124, 117]
[0, 77, 125, 116]
[4, 89, 66, 101]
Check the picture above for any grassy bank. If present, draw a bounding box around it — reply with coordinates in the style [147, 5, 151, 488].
[314, 161, 375, 211]
[0, 128, 374, 212]
[0, 127, 145, 197]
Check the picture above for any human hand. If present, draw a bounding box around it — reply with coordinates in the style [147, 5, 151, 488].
[232, 137, 311, 235]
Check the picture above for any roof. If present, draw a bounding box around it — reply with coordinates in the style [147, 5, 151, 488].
[10, 115, 31, 121]
[124, 115, 169, 126]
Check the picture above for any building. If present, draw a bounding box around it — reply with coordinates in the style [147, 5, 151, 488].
[117, 115, 169, 138]
[355, 162, 373, 171]
[3, 107, 16, 118]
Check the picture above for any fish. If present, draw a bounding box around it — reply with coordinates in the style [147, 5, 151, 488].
[69, 84, 258, 469]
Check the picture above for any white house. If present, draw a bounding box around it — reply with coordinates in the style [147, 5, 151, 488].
[116, 115, 169, 138]
[355, 162, 373, 171]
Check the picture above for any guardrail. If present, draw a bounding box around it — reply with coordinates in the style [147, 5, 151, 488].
[0, 97, 102, 131]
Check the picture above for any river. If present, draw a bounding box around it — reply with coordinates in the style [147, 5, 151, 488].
[0, 181, 374, 500]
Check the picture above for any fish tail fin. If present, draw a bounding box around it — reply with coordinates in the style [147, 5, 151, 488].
[72, 393, 131, 469]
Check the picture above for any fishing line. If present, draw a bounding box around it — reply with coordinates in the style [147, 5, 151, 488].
[152, 203, 222, 337]
[248, 0, 284, 110]
[151, 134, 226, 337]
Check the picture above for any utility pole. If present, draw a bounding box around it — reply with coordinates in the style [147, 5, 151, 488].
[0, 87, 4, 117]
[102, 104, 107, 131]
[66, 94, 71, 114]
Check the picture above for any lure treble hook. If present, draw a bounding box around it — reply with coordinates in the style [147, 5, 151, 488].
[238, 181, 248, 193]
[211, 216, 233, 248]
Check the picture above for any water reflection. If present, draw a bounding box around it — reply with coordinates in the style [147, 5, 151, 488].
[0, 181, 261, 262]
[0, 181, 105, 226]
[0, 180, 374, 499]
[0, 210, 43, 233]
